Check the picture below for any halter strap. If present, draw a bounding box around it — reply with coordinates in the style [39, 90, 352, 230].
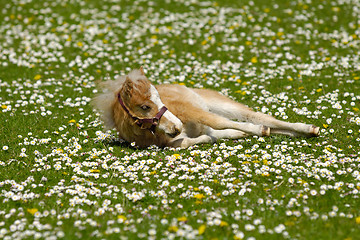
[117, 93, 168, 134]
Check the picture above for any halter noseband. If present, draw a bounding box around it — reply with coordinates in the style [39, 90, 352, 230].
[117, 93, 168, 134]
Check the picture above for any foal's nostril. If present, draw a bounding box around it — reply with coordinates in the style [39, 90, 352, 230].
[174, 127, 181, 136]
[168, 126, 181, 138]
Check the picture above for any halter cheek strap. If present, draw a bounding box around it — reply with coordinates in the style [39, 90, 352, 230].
[117, 93, 168, 134]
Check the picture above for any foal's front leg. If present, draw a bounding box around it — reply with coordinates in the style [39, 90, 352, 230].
[169, 134, 214, 148]
[169, 129, 247, 148]
[208, 128, 248, 140]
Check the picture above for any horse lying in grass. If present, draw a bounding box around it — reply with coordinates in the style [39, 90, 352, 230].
[93, 67, 319, 148]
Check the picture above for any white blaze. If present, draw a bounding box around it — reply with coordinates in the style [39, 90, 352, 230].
[149, 85, 182, 129]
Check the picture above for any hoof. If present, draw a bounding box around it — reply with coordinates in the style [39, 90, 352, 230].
[261, 126, 270, 136]
[310, 125, 320, 136]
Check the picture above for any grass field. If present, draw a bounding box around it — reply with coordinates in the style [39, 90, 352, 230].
[1, 0, 360, 239]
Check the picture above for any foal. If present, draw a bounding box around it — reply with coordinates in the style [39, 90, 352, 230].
[93, 68, 319, 148]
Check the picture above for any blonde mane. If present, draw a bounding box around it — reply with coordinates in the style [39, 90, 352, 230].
[92, 69, 146, 129]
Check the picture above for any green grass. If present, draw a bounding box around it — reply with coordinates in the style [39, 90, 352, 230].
[1, 0, 360, 239]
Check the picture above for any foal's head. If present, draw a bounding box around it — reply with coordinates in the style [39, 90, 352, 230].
[118, 68, 182, 139]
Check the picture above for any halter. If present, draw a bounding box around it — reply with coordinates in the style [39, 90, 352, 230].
[117, 93, 168, 134]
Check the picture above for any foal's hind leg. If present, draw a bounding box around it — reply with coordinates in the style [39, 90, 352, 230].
[236, 111, 319, 137]
[194, 89, 319, 137]
[181, 105, 270, 136]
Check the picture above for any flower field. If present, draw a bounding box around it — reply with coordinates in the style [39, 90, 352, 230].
[0, 0, 360, 239]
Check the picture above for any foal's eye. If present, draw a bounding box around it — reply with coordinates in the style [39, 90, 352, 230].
[141, 105, 151, 111]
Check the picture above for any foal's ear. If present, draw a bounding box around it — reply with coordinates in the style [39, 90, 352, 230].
[123, 76, 133, 95]
[139, 66, 145, 75]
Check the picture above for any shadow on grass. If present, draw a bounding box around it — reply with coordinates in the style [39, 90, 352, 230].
[107, 140, 134, 149]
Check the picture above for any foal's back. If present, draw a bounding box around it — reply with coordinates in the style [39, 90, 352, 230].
[156, 84, 251, 120]
[155, 84, 210, 117]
